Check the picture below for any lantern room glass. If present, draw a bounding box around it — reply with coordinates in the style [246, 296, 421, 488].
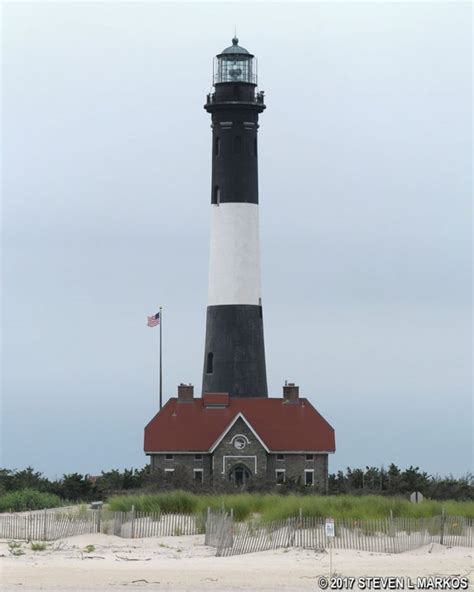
[214, 55, 257, 84]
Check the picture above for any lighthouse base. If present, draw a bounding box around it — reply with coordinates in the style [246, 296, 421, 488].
[202, 304, 268, 398]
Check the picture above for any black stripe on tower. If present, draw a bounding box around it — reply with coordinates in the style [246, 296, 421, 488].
[206, 83, 265, 205]
[202, 305, 268, 397]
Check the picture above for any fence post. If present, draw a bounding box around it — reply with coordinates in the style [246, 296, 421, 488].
[131, 505, 136, 539]
[440, 507, 445, 546]
[43, 509, 47, 541]
[230, 508, 234, 520]
[96, 507, 101, 534]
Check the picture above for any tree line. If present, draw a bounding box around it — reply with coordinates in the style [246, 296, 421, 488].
[0, 465, 472, 503]
[328, 464, 473, 500]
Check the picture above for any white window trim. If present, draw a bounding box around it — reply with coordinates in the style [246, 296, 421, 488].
[275, 469, 286, 484]
[304, 469, 315, 486]
[193, 469, 204, 482]
[164, 468, 175, 473]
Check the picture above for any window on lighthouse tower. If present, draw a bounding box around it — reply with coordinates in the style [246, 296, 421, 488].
[212, 186, 220, 205]
[206, 352, 214, 374]
[234, 136, 242, 153]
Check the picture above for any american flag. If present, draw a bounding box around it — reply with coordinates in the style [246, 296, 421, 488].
[147, 312, 160, 327]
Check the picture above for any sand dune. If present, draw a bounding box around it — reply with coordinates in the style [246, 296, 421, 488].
[0, 534, 472, 591]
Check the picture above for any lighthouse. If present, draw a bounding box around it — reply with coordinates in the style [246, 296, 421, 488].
[144, 39, 336, 489]
[202, 38, 268, 398]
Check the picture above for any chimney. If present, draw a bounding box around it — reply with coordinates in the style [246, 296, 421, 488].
[283, 382, 299, 403]
[177, 383, 194, 403]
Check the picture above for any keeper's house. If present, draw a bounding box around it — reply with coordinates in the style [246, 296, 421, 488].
[144, 383, 335, 490]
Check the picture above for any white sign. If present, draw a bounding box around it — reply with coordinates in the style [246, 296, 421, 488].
[410, 491, 424, 504]
[325, 518, 335, 538]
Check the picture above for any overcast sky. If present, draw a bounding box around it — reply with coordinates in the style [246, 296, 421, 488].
[2, 2, 472, 479]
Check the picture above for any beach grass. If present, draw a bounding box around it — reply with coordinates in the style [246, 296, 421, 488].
[106, 491, 474, 521]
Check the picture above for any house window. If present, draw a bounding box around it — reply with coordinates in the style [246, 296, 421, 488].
[206, 352, 214, 374]
[165, 454, 174, 460]
[164, 469, 175, 482]
[212, 186, 220, 205]
[276, 469, 286, 484]
[234, 135, 242, 153]
[276, 454, 284, 461]
[193, 469, 203, 484]
[305, 454, 314, 461]
[215, 136, 220, 156]
[305, 470, 314, 486]
[194, 454, 203, 461]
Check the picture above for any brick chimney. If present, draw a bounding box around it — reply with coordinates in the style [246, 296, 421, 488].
[283, 382, 299, 403]
[177, 383, 194, 403]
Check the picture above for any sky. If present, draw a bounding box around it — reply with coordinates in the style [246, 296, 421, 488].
[1, 2, 472, 480]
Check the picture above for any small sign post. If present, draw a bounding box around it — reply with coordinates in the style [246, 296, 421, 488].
[410, 491, 424, 504]
[325, 518, 335, 576]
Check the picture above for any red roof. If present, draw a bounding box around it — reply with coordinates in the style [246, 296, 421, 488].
[144, 397, 335, 453]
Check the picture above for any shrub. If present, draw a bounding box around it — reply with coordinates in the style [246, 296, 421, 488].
[0, 489, 62, 512]
[31, 542, 48, 551]
[8, 541, 25, 556]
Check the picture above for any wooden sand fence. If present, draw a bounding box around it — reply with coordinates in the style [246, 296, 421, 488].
[0, 508, 202, 541]
[1, 508, 471, 554]
[215, 514, 473, 557]
[205, 509, 233, 549]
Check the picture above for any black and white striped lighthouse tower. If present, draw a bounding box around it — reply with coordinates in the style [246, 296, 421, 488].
[202, 38, 268, 398]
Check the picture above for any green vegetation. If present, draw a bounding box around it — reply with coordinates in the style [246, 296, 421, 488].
[30, 541, 48, 551]
[0, 489, 62, 512]
[8, 541, 25, 556]
[84, 544, 95, 553]
[106, 491, 474, 522]
[0, 465, 472, 510]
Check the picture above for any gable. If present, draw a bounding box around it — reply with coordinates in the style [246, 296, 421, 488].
[209, 413, 269, 453]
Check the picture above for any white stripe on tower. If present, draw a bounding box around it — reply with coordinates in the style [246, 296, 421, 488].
[207, 202, 261, 306]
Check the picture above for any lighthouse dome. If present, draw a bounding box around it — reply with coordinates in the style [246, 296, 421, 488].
[220, 37, 251, 56]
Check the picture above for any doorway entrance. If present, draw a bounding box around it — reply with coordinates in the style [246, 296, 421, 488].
[229, 464, 251, 486]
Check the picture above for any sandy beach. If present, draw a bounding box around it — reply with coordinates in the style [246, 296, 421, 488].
[0, 534, 472, 592]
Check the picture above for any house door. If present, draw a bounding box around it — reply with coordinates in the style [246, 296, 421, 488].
[229, 464, 251, 486]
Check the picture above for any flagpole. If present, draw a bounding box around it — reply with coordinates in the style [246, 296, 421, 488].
[159, 306, 163, 410]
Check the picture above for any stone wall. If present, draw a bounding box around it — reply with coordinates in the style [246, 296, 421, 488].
[267, 453, 328, 491]
[150, 453, 212, 485]
[148, 438, 329, 490]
